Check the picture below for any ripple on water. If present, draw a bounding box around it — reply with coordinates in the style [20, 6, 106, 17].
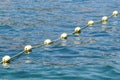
[0, 0, 120, 80]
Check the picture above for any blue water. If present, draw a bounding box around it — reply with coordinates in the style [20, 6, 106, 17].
[0, 0, 120, 80]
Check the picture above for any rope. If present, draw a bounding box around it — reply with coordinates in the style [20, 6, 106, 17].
[10, 50, 25, 59]
[0, 10, 119, 64]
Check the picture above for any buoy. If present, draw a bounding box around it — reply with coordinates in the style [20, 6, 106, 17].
[24, 45, 32, 54]
[112, 10, 118, 17]
[88, 20, 94, 26]
[102, 16, 108, 24]
[60, 33, 68, 40]
[74, 27, 81, 34]
[2, 55, 11, 63]
[44, 39, 52, 45]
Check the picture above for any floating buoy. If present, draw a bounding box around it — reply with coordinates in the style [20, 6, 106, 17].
[44, 39, 52, 45]
[60, 33, 68, 40]
[87, 20, 94, 26]
[112, 10, 118, 17]
[74, 27, 81, 34]
[2, 55, 11, 63]
[102, 16, 108, 24]
[24, 45, 32, 54]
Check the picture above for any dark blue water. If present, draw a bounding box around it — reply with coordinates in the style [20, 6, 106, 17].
[0, 0, 120, 80]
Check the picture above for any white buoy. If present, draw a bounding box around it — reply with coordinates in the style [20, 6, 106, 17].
[112, 10, 118, 17]
[60, 33, 68, 40]
[74, 27, 81, 34]
[102, 16, 108, 24]
[44, 39, 52, 45]
[2, 55, 11, 63]
[24, 45, 32, 54]
[102, 16, 108, 21]
[87, 20, 94, 26]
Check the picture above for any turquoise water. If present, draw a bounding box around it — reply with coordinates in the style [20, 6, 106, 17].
[0, 0, 120, 80]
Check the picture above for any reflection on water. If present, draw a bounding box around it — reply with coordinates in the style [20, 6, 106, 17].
[0, 0, 120, 80]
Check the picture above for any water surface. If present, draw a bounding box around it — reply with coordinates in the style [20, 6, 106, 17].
[0, 0, 120, 80]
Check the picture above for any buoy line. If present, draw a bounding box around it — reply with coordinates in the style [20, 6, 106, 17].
[0, 10, 119, 64]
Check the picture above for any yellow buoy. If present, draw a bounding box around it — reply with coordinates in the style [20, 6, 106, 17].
[112, 10, 119, 17]
[60, 33, 68, 40]
[102, 16, 108, 24]
[24, 45, 32, 54]
[74, 27, 81, 34]
[44, 39, 52, 45]
[87, 20, 94, 26]
[2, 55, 11, 63]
